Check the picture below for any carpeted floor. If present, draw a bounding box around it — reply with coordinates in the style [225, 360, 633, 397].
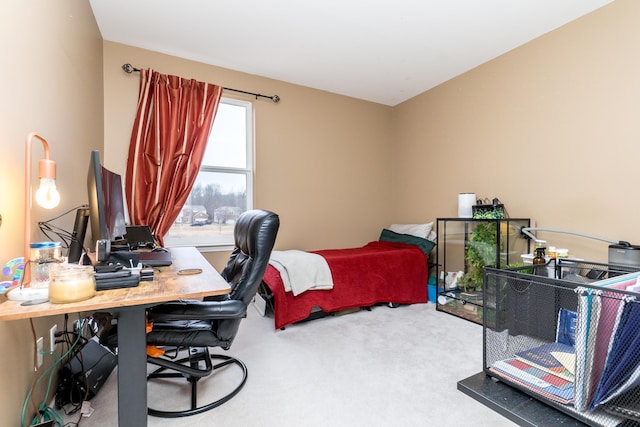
[60, 302, 515, 426]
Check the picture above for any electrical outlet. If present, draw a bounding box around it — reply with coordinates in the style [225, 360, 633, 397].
[36, 337, 43, 368]
[49, 324, 57, 353]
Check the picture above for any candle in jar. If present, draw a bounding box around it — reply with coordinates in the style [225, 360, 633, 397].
[48, 264, 96, 303]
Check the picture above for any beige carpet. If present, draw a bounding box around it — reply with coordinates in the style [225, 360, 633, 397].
[60, 302, 515, 426]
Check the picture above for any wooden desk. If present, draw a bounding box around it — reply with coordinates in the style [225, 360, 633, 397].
[0, 247, 230, 427]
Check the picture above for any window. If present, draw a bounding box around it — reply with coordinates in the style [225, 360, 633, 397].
[164, 98, 253, 249]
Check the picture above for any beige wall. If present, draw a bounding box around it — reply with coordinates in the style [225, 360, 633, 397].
[392, 0, 640, 262]
[103, 1, 640, 269]
[102, 42, 394, 269]
[0, 1, 104, 425]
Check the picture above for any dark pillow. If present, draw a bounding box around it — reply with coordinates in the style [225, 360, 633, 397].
[379, 228, 436, 256]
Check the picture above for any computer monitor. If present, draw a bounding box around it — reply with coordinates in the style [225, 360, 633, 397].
[86, 150, 127, 251]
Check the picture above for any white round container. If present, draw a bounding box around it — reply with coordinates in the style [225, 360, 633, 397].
[458, 193, 476, 218]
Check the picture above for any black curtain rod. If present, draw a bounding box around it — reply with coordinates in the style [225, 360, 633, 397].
[121, 63, 280, 103]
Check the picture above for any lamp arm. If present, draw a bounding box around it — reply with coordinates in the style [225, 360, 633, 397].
[23, 132, 54, 287]
[520, 227, 630, 247]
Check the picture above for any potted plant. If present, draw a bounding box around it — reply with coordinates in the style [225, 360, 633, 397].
[459, 222, 499, 292]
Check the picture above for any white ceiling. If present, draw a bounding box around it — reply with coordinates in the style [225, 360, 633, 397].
[90, 0, 613, 106]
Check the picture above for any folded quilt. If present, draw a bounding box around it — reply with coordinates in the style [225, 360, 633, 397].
[269, 250, 333, 296]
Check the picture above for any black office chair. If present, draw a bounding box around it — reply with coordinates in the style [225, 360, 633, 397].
[144, 209, 279, 418]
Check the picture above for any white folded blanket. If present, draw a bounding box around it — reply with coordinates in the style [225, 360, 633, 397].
[269, 250, 334, 296]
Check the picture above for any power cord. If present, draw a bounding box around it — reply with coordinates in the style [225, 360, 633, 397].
[23, 312, 118, 426]
[55, 315, 90, 418]
[55, 313, 118, 425]
[21, 314, 84, 427]
[37, 205, 89, 253]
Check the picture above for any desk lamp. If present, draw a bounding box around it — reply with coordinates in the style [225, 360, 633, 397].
[8, 132, 60, 301]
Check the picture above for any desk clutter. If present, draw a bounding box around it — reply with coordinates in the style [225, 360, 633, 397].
[94, 263, 153, 290]
[99, 243, 173, 268]
[0, 246, 229, 426]
[95, 269, 139, 291]
[0, 248, 157, 304]
[1, 221, 171, 303]
[55, 315, 117, 414]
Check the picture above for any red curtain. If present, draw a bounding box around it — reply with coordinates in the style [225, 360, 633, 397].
[125, 69, 223, 246]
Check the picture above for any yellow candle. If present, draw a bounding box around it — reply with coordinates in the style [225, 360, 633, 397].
[48, 264, 96, 303]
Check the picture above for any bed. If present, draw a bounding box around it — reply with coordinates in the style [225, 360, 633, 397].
[260, 223, 435, 329]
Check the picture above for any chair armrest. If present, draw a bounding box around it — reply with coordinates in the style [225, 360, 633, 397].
[148, 300, 247, 321]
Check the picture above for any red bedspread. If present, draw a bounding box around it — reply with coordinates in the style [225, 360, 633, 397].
[262, 240, 428, 329]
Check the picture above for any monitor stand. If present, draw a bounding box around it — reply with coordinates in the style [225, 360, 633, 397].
[68, 207, 90, 264]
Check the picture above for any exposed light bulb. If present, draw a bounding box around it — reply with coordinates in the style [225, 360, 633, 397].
[35, 178, 60, 209]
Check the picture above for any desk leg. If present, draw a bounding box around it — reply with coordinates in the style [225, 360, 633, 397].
[117, 306, 147, 427]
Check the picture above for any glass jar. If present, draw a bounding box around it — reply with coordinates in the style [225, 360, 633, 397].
[48, 264, 96, 303]
[29, 241, 62, 286]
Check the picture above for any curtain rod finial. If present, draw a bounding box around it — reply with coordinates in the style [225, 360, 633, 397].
[272, 95, 280, 103]
[122, 64, 138, 74]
